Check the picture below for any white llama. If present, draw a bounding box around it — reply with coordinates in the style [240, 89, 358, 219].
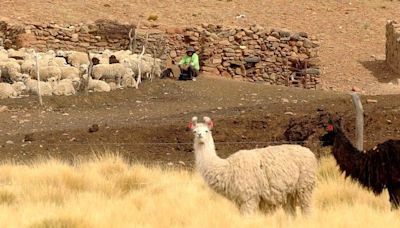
[189, 116, 317, 216]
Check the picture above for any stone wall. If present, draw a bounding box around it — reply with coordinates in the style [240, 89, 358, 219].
[0, 20, 163, 53]
[0, 20, 321, 88]
[386, 20, 400, 75]
[167, 24, 320, 88]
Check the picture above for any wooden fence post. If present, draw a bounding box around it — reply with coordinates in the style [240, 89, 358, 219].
[351, 92, 364, 151]
[35, 53, 43, 106]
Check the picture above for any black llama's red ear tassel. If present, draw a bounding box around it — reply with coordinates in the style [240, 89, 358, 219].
[326, 119, 334, 132]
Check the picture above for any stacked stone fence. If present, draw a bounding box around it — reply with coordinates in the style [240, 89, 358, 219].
[386, 20, 400, 75]
[0, 20, 321, 89]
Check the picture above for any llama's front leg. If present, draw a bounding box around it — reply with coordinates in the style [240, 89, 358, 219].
[239, 198, 259, 216]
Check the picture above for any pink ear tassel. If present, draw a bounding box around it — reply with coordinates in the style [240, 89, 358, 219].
[208, 121, 214, 129]
[188, 122, 193, 130]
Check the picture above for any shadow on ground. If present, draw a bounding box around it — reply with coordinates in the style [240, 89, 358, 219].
[359, 59, 400, 83]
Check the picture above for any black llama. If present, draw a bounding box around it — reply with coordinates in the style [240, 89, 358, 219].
[321, 120, 400, 210]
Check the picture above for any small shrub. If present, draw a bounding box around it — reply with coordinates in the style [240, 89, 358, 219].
[29, 217, 89, 228]
[0, 190, 15, 205]
[147, 15, 158, 21]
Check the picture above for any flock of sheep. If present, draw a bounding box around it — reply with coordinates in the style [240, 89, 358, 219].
[0, 47, 162, 99]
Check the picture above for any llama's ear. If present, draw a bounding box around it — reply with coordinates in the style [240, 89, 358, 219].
[188, 116, 198, 130]
[203, 116, 214, 130]
[326, 124, 334, 132]
[326, 118, 335, 132]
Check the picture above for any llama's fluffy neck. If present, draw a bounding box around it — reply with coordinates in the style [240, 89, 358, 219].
[331, 127, 375, 188]
[332, 127, 365, 170]
[194, 136, 227, 169]
[193, 136, 229, 192]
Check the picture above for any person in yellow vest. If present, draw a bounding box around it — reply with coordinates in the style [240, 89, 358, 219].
[178, 46, 200, 81]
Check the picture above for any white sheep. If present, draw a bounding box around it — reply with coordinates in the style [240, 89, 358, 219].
[0, 49, 8, 61]
[189, 116, 317, 216]
[112, 50, 132, 62]
[20, 60, 35, 74]
[108, 82, 118, 91]
[83, 74, 111, 92]
[7, 49, 25, 60]
[0, 83, 18, 99]
[0, 60, 22, 82]
[52, 79, 77, 96]
[121, 69, 137, 88]
[11, 81, 27, 95]
[23, 76, 53, 96]
[92, 51, 111, 65]
[20, 58, 50, 74]
[91, 63, 132, 87]
[50, 57, 68, 67]
[60, 66, 80, 80]
[66, 51, 89, 67]
[30, 65, 62, 82]
[121, 57, 151, 80]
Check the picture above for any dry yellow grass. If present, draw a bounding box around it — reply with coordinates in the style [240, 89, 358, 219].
[0, 154, 398, 228]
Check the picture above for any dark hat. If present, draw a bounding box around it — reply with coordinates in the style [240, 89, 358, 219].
[186, 46, 195, 53]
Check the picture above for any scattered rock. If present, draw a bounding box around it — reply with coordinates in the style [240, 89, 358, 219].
[24, 133, 34, 142]
[281, 98, 289, 103]
[170, 50, 177, 58]
[88, 124, 99, 133]
[267, 36, 279, 42]
[351, 86, 362, 92]
[366, 99, 378, 103]
[0, 106, 8, 113]
[6, 140, 14, 144]
[284, 112, 295, 116]
[218, 40, 231, 45]
[71, 33, 79, 42]
[178, 161, 186, 166]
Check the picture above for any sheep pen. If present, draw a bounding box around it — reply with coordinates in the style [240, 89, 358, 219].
[0, 47, 164, 99]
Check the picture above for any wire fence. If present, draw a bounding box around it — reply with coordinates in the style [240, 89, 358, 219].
[8, 139, 400, 146]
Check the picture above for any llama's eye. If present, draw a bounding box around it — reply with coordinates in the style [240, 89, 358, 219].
[205, 130, 209, 133]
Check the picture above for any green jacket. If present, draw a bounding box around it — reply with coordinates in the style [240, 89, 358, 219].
[179, 53, 200, 71]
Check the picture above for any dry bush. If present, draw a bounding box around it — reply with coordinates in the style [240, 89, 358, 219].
[147, 15, 158, 21]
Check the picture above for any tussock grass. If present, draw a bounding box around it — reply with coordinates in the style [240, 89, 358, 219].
[0, 154, 398, 227]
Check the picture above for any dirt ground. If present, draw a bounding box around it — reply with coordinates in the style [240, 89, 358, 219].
[1, 0, 400, 94]
[0, 77, 399, 167]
